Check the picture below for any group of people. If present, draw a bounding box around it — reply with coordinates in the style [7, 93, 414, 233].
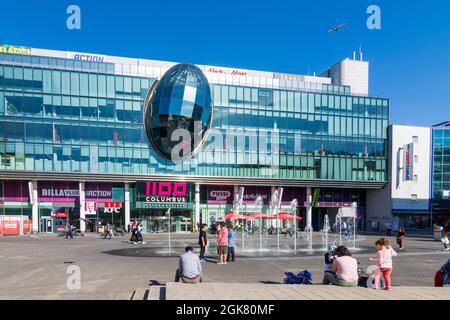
[128, 220, 144, 244]
[323, 237, 397, 290]
[198, 222, 237, 264]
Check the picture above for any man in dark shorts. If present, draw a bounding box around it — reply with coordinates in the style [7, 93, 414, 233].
[199, 224, 207, 262]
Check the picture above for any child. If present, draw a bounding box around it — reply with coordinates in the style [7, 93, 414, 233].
[322, 245, 337, 284]
[441, 231, 450, 251]
[369, 238, 397, 291]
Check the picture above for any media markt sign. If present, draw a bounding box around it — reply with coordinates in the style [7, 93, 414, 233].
[137, 182, 189, 209]
[0, 44, 32, 55]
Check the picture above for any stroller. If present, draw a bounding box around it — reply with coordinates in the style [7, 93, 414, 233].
[283, 270, 313, 285]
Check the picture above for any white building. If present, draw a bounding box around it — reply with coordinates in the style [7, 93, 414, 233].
[321, 51, 369, 96]
[367, 125, 432, 230]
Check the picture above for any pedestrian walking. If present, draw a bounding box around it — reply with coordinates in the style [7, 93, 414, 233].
[65, 222, 73, 239]
[227, 225, 236, 262]
[396, 227, 405, 250]
[198, 224, 207, 261]
[369, 238, 397, 291]
[386, 221, 392, 236]
[441, 231, 450, 251]
[130, 220, 137, 243]
[103, 223, 110, 239]
[136, 221, 144, 244]
[216, 222, 228, 264]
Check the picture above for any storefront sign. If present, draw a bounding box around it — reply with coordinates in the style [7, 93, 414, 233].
[403, 143, 414, 181]
[85, 182, 113, 201]
[138, 182, 189, 209]
[207, 186, 234, 204]
[206, 67, 247, 76]
[66, 52, 106, 62]
[38, 182, 79, 202]
[241, 186, 271, 205]
[443, 191, 450, 200]
[0, 44, 32, 55]
[85, 202, 97, 215]
[51, 212, 68, 218]
[104, 202, 121, 213]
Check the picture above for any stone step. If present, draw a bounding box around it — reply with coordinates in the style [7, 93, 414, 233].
[132, 286, 166, 300]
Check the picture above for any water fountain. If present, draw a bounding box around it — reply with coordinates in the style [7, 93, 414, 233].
[321, 214, 331, 251]
[290, 199, 298, 253]
[255, 196, 264, 255]
[233, 187, 245, 254]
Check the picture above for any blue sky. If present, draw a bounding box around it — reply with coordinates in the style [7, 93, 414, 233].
[1, 0, 449, 126]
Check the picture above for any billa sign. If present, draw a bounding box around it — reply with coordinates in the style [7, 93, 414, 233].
[138, 182, 189, 209]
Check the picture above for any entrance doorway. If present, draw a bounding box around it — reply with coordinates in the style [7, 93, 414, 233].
[40, 217, 53, 233]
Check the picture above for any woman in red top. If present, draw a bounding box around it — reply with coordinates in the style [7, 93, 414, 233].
[216, 222, 229, 264]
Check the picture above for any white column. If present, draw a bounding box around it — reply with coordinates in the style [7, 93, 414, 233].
[79, 182, 86, 233]
[30, 181, 39, 234]
[306, 187, 313, 231]
[124, 183, 130, 229]
[194, 183, 200, 231]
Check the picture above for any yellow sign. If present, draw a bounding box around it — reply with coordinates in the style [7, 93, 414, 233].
[0, 44, 32, 55]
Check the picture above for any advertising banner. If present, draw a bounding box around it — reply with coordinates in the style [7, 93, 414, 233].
[281, 187, 306, 206]
[207, 186, 234, 204]
[0, 221, 20, 235]
[403, 143, 414, 181]
[3, 181, 30, 202]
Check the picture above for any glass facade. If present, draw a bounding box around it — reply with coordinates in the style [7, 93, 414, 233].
[0, 52, 389, 182]
[432, 123, 450, 225]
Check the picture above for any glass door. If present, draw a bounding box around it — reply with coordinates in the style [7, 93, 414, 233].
[40, 217, 53, 233]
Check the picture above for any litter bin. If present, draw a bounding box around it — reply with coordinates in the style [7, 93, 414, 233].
[434, 225, 443, 241]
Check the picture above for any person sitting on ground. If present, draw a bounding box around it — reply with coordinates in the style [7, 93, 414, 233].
[322, 245, 337, 284]
[323, 246, 358, 287]
[175, 246, 203, 284]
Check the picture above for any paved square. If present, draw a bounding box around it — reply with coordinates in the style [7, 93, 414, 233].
[0, 232, 449, 299]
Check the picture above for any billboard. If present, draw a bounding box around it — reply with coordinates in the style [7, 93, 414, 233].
[403, 143, 414, 181]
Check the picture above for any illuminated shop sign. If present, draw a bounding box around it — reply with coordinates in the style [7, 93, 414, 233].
[138, 182, 189, 209]
[0, 44, 31, 55]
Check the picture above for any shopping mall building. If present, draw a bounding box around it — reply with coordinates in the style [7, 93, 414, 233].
[0, 44, 389, 234]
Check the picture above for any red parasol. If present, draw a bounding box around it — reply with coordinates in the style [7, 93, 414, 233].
[273, 212, 303, 221]
[247, 213, 275, 220]
[224, 212, 249, 220]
